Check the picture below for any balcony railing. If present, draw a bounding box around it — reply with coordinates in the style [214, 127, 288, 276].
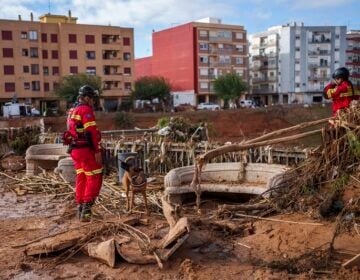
[308, 38, 331, 44]
[209, 36, 232, 42]
[252, 76, 277, 83]
[308, 63, 329, 69]
[252, 88, 275, 94]
[308, 50, 330, 56]
[308, 75, 330, 81]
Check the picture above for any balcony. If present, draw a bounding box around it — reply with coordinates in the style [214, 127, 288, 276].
[346, 48, 360, 54]
[308, 38, 331, 44]
[103, 66, 121, 75]
[252, 76, 277, 83]
[308, 50, 330, 56]
[308, 63, 329, 69]
[209, 36, 232, 42]
[252, 88, 275, 94]
[103, 50, 120, 60]
[346, 61, 360, 66]
[259, 40, 277, 48]
[102, 34, 120, 44]
[308, 74, 330, 81]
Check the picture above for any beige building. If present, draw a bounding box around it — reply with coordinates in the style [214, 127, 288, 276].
[0, 12, 134, 113]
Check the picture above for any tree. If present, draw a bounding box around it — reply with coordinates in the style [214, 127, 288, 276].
[131, 76, 171, 112]
[54, 73, 102, 104]
[213, 72, 247, 108]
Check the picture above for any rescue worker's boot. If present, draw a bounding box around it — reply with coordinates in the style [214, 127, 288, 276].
[77, 204, 83, 220]
[80, 202, 93, 222]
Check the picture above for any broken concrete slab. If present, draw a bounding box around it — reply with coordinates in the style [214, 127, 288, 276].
[115, 241, 156, 264]
[160, 217, 190, 249]
[87, 238, 116, 268]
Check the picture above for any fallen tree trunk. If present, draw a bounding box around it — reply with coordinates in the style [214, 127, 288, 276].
[198, 129, 322, 165]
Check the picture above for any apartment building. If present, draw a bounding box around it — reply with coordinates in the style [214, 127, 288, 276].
[249, 22, 347, 105]
[0, 12, 134, 113]
[135, 17, 248, 105]
[346, 30, 360, 94]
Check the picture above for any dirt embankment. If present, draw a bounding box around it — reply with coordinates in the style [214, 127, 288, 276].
[44, 105, 331, 143]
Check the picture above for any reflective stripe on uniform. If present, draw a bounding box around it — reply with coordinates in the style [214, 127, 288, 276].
[71, 114, 81, 121]
[327, 88, 336, 98]
[84, 168, 103, 176]
[83, 121, 96, 129]
[76, 168, 84, 174]
[76, 128, 84, 133]
[339, 86, 354, 97]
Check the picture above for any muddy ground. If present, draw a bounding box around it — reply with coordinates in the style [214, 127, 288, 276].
[0, 174, 359, 280]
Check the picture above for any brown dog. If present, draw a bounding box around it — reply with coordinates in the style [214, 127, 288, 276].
[122, 163, 149, 216]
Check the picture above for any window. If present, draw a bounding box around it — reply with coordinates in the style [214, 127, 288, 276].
[295, 47, 300, 51]
[296, 83, 300, 88]
[22, 49, 29, 56]
[335, 48, 339, 51]
[86, 67, 96, 75]
[30, 48, 38, 58]
[29, 31, 38, 41]
[69, 50, 77, 59]
[44, 82, 50, 92]
[200, 56, 208, 63]
[21, 32, 27, 39]
[125, 82, 132, 90]
[236, 45, 243, 52]
[41, 33, 47, 42]
[199, 43, 208, 50]
[51, 34, 58, 43]
[5, 83, 15, 92]
[235, 57, 243, 64]
[200, 82, 208, 89]
[51, 50, 59, 59]
[235, 32, 243, 39]
[53, 82, 59, 90]
[42, 50, 48, 59]
[43, 66, 49, 75]
[124, 67, 131, 75]
[199, 30, 208, 37]
[86, 51, 96, 59]
[68, 34, 77, 43]
[335, 34, 340, 39]
[200, 68, 208, 76]
[4, 65, 14, 75]
[295, 35, 300, 40]
[70, 66, 78, 74]
[31, 81, 40, 91]
[2, 30, 12, 40]
[123, 52, 131, 61]
[123, 37, 130, 46]
[31, 64, 39, 75]
[52, 66, 59, 75]
[3, 48, 13, 57]
[85, 35, 95, 44]
[24, 82, 30, 90]
[23, 65, 29, 73]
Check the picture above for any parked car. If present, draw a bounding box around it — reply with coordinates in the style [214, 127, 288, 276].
[197, 102, 220, 111]
[239, 100, 255, 108]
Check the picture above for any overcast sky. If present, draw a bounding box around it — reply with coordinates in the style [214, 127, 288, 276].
[1, 0, 359, 58]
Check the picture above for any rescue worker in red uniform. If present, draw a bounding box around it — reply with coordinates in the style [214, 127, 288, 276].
[324, 67, 355, 116]
[66, 85, 102, 222]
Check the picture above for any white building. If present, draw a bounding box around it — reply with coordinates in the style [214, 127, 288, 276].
[249, 22, 347, 105]
[346, 30, 360, 95]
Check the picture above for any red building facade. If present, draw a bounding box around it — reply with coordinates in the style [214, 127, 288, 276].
[135, 19, 247, 104]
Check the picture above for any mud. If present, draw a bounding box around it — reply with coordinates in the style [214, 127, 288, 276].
[1, 179, 359, 280]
